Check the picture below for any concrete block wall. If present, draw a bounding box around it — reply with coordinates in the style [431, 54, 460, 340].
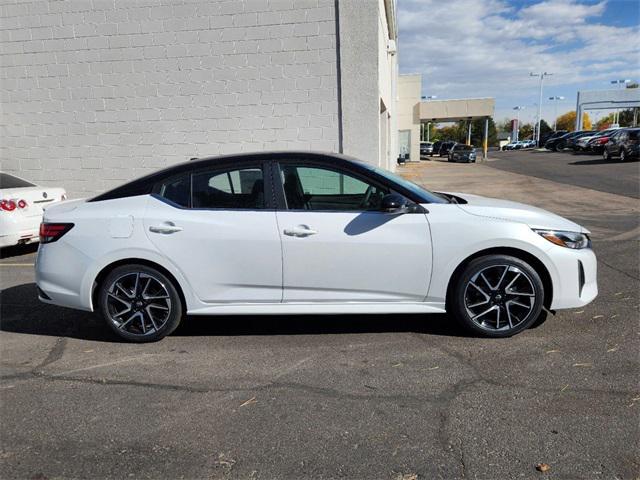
[0, 0, 339, 197]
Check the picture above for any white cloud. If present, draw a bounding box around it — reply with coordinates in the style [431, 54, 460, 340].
[398, 0, 640, 122]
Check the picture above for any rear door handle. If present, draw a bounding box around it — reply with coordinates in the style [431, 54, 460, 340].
[283, 225, 318, 237]
[149, 222, 183, 234]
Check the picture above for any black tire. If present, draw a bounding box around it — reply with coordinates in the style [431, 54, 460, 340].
[99, 264, 183, 342]
[450, 255, 545, 338]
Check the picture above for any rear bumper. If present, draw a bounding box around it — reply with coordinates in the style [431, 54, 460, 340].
[0, 215, 40, 248]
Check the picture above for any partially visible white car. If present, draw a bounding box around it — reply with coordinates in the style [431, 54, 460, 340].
[0, 172, 67, 248]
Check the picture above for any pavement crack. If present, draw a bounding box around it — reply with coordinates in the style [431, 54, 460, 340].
[37, 337, 67, 370]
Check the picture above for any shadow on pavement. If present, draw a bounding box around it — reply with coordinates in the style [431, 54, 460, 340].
[570, 158, 639, 166]
[0, 243, 38, 259]
[1, 283, 468, 342]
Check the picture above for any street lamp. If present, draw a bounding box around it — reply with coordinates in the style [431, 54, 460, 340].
[513, 106, 525, 141]
[610, 79, 631, 125]
[530, 72, 552, 145]
[548, 95, 565, 131]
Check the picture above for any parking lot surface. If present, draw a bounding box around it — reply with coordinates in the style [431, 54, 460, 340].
[1, 154, 639, 479]
[489, 148, 640, 199]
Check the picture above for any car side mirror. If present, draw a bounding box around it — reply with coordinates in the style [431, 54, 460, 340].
[380, 193, 409, 213]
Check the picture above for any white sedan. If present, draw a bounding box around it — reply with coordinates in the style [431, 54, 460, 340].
[0, 172, 67, 248]
[35, 152, 597, 342]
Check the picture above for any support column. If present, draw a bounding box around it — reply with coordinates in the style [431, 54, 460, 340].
[483, 117, 488, 161]
[467, 121, 472, 145]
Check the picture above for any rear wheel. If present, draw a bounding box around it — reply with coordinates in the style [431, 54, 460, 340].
[99, 264, 183, 342]
[450, 255, 545, 338]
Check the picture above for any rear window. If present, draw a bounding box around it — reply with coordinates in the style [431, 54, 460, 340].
[0, 173, 35, 189]
[628, 130, 639, 140]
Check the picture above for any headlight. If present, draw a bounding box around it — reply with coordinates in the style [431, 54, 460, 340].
[534, 229, 591, 249]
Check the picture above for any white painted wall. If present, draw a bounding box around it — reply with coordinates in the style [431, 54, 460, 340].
[0, 0, 339, 197]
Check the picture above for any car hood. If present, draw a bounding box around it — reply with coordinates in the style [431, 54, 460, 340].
[446, 192, 587, 233]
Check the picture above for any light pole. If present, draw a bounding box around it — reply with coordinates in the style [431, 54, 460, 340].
[513, 106, 525, 141]
[548, 96, 565, 131]
[610, 79, 631, 125]
[530, 72, 552, 145]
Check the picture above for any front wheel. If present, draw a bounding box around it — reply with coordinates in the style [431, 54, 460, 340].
[450, 255, 545, 337]
[98, 264, 183, 342]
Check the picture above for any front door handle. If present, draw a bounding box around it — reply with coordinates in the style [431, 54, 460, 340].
[149, 222, 183, 234]
[283, 225, 318, 237]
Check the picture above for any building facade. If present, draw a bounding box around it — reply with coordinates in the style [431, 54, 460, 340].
[1, 0, 399, 197]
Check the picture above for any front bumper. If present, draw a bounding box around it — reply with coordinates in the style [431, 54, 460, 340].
[547, 246, 597, 310]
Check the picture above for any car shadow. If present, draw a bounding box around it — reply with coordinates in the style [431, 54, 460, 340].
[0, 283, 469, 342]
[570, 158, 639, 166]
[1, 243, 38, 259]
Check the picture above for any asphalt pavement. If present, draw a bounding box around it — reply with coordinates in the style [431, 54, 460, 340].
[1, 154, 639, 479]
[489, 148, 640, 199]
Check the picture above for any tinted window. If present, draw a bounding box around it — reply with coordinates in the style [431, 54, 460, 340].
[280, 165, 389, 211]
[157, 175, 190, 207]
[192, 167, 264, 209]
[0, 173, 35, 189]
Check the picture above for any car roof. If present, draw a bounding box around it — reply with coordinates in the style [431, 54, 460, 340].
[91, 151, 375, 202]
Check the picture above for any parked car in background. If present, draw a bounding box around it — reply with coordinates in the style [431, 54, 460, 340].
[574, 129, 616, 153]
[448, 144, 477, 163]
[540, 130, 568, 146]
[502, 141, 521, 150]
[565, 131, 597, 151]
[585, 128, 620, 154]
[420, 142, 434, 159]
[35, 151, 597, 341]
[0, 172, 67, 248]
[438, 141, 455, 157]
[522, 139, 537, 149]
[431, 140, 444, 156]
[603, 128, 639, 161]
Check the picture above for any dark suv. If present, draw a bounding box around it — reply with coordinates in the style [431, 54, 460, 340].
[448, 143, 477, 163]
[438, 141, 456, 157]
[603, 128, 639, 161]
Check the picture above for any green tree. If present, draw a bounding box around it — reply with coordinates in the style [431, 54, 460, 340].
[519, 123, 534, 139]
[470, 117, 498, 147]
[539, 119, 553, 138]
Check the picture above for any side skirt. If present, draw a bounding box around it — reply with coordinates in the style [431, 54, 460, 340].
[187, 302, 447, 316]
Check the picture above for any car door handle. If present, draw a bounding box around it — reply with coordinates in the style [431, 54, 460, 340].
[283, 225, 318, 237]
[149, 222, 183, 234]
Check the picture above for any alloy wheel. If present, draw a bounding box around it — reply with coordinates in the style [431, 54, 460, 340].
[463, 264, 536, 332]
[105, 272, 172, 337]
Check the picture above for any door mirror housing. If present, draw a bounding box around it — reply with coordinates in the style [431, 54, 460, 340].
[380, 193, 410, 213]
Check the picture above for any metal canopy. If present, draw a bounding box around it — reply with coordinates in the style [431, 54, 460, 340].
[419, 98, 495, 122]
[576, 88, 640, 129]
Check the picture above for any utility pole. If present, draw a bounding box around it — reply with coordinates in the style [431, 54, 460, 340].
[548, 96, 564, 131]
[513, 106, 524, 141]
[530, 72, 552, 144]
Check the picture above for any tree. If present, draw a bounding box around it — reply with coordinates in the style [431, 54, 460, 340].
[539, 119, 553, 138]
[596, 109, 639, 129]
[519, 123, 534, 139]
[554, 111, 591, 131]
[470, 117, 498, 147]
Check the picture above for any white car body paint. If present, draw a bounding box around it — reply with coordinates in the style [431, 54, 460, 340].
[0, 183, 66, 248]
[35, 154, 597, 323]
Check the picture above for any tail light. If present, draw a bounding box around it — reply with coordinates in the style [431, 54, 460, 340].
[1, 199, 16, 211]
[39, 223, 74, 244]
[17, 199, 27, 209]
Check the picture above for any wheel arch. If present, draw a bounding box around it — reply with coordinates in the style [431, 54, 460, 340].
[445, 246, 553, 310]
[91, 258, 187, 313]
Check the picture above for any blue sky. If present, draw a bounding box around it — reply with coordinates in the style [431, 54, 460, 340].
[397, 0, 640, 125]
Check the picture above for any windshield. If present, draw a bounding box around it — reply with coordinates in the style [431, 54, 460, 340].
[365, 165, 450, 204]
[0, 173, 35, 189]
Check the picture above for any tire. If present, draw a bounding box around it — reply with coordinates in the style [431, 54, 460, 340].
[449, 255, 545, 338]
[98, 264, 183, 342]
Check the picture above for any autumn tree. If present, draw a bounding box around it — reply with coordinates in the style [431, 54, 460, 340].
[555, 111, 591, 131]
